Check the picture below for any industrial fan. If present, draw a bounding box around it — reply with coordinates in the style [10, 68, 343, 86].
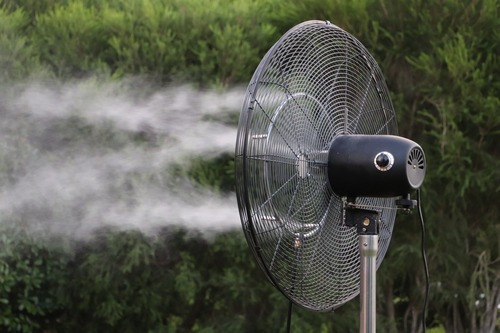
[234, 21, 426, 332]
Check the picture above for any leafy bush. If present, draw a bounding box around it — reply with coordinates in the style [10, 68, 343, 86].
[0, 0, 497, 332]
[2, 0, 278, 85]
[33, 1, 110, 76]
[178, 153, 235, 193]
[0, 8, 42, 79]
[0, 228, 67, 332]
[55, 229, 170, 332]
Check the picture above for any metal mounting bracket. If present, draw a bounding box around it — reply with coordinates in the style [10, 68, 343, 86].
[345, 206, 379, 235]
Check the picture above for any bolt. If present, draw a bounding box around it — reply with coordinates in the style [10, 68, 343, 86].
[363, 217, 370, 226]
[293, 238, 302, 248]
[363, 243, 368, 247]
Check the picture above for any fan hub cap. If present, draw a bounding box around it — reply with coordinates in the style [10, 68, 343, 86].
[296, 153, 310, 178]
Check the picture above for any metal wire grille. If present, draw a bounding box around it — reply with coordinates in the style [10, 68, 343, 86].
[235, 21, 398, 311]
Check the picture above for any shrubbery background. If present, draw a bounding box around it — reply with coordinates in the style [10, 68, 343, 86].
[0, 0, 498, 332]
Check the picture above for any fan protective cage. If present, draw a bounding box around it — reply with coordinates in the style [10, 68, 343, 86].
[235, 20, 398, 312]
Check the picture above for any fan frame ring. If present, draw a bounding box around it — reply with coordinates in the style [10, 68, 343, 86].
[236, 20, 399, 312]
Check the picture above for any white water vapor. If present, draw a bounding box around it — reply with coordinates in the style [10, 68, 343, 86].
[0, 78, 243, 238]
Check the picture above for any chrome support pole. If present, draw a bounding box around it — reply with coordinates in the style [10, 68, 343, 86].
[359, 234, 378, 333]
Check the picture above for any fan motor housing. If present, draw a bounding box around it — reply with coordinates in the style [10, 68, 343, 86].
[328, 135, 425, 197]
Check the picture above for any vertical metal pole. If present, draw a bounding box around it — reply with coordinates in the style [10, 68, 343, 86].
[359, 234, 378, 333]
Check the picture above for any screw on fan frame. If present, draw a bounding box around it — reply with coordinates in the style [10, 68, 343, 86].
[235, 19, 426, 324]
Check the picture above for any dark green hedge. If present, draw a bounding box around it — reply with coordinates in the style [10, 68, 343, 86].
[1, 0, 279, 85]
[0, 0, 498, 332]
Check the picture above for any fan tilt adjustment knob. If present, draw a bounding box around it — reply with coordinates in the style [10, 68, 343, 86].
[328, 135, 426, 197]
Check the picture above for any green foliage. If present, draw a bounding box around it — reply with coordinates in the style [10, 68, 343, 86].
[36, 115, 153, 151]
[0, 227, 67, 332]
[0, 8, 42, 79]
[56, 229, 170, 332]
[2, 0, 279, 85]
[401, 4, 499, 332]
[33, 1, 110, 76]
[1, 0, 67, 18]
[184, 153, 235, 193]
[0, 0, 498, 332]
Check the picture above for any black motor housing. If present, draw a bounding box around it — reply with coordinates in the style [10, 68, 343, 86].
[328, 135, 425, 197]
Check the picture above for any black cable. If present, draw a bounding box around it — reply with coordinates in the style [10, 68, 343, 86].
[417, 188, 430, 333]
[286, 300, 293, 333]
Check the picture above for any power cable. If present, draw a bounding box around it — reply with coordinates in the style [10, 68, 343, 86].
[417, 188, 430, 333]
[286, 300, 293, 333]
